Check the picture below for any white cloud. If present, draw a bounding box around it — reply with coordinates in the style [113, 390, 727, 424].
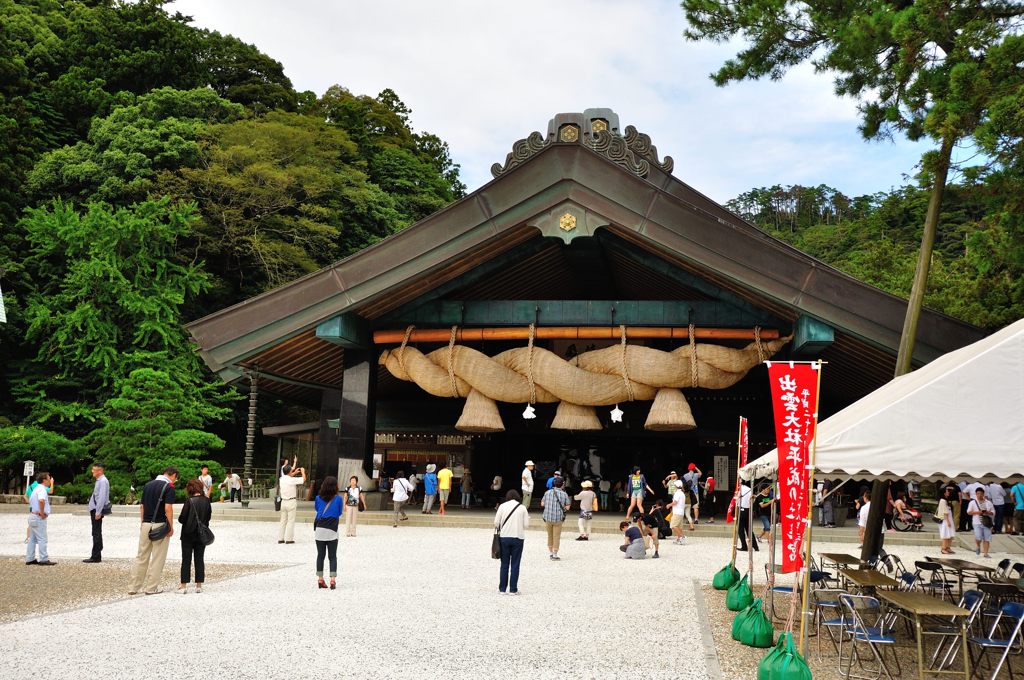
[172, 0, 933, 202]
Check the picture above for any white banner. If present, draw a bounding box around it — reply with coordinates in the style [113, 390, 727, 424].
[714, 455, 730, 491]
[0, 281, 6, 323]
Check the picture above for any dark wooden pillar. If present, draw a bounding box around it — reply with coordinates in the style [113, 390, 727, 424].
[315, 388, 342, 486]
[859, 480, 889, 564]
[337, 350, 377, 478]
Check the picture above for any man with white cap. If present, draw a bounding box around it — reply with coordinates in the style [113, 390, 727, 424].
[521, 461, 535, 508]
[669, 480, 688, 544]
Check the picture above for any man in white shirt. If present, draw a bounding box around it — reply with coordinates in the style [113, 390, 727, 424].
[198, 465, 213, 499]
[669, 480, 687, 545]
[737, 482, 758, 552]
[26, 472, 55, 566]
[391, 470, 413, 527]
[277, 464, 306, 544]
[987, 482, 1007, 533]
[521, 460, 535, 508]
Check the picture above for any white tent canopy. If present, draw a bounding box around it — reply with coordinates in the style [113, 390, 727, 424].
[740, 317, 1024, 482]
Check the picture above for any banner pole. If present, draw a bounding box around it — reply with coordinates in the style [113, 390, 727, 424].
[798, 361, 824, 656]
[730, 416, 744, 565]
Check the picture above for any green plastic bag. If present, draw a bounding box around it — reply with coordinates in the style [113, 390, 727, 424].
[726, 573, 753, 611]
[757, 634, 788, 680]
[713, 561, 741, 590]
[732, 600, 757, 641]
[738, 599, 775, 648]
[762, 632, 813, 680]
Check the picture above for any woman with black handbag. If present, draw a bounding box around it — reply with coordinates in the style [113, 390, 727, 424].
[178, 478, 212, 594]
[314, 476, 343, 589]
[493, 489, 529, 595]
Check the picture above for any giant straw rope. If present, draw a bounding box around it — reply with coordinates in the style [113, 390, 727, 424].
[380, 326, 791, 432]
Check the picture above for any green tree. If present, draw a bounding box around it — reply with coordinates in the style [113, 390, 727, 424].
[14, 199, 232, 429]
[197, 30, 297, 114]
[28, 87, 245, 204]
[158, 111, 405, 301]
[0, 425, 83, 487]
[313, 86, 466, 221]
[682, 0, 1024, 373]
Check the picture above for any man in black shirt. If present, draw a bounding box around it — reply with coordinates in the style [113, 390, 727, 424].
[128, 466, 179, 595]
[640, 501, 665, 559]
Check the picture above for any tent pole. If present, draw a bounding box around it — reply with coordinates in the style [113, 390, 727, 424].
[769, 478, 777, 617]
[798, 362, 824, 656]
[748, 474, 755, 579]
[730, 418, 744, 565]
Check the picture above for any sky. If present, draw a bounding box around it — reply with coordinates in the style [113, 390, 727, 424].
[171, 0, 936, 204]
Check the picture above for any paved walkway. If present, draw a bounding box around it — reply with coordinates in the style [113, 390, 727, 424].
[0, 512, 1012, 679]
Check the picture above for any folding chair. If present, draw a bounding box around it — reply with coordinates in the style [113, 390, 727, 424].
[968, 601, 1024, 679]
[809, 555, 839, 589]
[813, 588, 847, 661]
[993, 558, 1011, 580]
[1009, 563, 1024, 580]
[839, 594, 901, 680]
[878, 553, 908, 580]
[914, 560, 956, 601]
[923, 589, 985, 671]
[765, 563, 796, 621]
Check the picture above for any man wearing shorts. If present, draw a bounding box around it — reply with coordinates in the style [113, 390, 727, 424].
[437, 463, 453, 515]
[669, 480, 687, 544]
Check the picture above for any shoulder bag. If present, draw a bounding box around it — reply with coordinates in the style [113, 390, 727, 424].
[492, 502, 521, 559]
[191, 497, 215, 546]
[147, 482, 172, 541]
[313, 496, 340, 533]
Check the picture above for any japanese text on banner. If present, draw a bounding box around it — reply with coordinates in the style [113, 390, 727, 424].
[767, 362, 821, 573]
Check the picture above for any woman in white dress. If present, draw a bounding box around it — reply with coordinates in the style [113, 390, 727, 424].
[937, 484, 956, 554]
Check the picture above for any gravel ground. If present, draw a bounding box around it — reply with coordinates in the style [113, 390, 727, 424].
[1, 512, 1018, 680]
[0, 556, 276, 624]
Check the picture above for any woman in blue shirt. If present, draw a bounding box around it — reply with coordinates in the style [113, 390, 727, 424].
[314, 476, 343, 590]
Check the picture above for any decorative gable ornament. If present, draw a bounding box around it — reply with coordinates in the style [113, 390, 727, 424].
[491, 108, 674, 179]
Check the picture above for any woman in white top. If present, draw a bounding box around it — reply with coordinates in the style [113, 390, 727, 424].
[343, 476, 365, 537]
[936, 485, 955, 554]
[967, 486, 996, 558]
[494, 490, 529, 594]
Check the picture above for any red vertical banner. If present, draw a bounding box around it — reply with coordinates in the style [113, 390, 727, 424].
[739, 416, 749, 468]
[726, 417, 749, 523]
[767, 362, 822, 573]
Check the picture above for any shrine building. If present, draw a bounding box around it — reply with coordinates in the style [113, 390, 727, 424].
[184, 109, 983, 495]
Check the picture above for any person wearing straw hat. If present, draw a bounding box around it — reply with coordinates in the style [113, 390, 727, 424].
[521, 461, 535, 508]
[422, 464, 438, 514]
[573, 480, 597, 541]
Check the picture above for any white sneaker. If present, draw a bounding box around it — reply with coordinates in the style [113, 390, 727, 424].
[177, 585, 188, 595]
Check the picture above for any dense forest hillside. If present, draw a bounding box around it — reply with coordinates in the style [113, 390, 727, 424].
[0, 0, 464, 498]
[728, 181, 1024, 331]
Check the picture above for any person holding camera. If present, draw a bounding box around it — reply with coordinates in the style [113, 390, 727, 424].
[343, 475, 365, 537]
[128, 467, 178, 595]
[277, 464, 307, 544]
[968, 485, 996, 558]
